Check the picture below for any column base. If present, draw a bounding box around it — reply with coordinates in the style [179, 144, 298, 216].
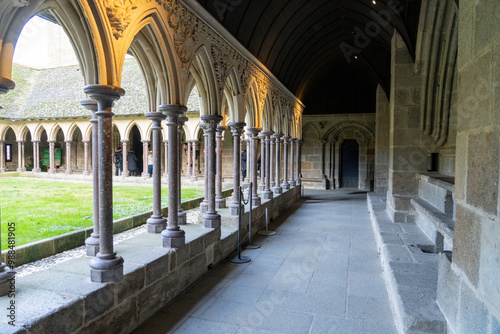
[229, 202, 243, 216]
[122, 171, 129, 177]
[282, 183, 290, 191]
[186, 173, 191, 179]
[89, 253, 124, 283]
[49, 169, 56, 174]
[0, 265, 15, 297]
[82, 170, 90, 176]
[200, 201, 208, 213]
[203, 212, 221, 229]
[161, 228, 186, 248]
[289, 180, 296, 187]
[273, 186, 283, 194]
[190, 175, 198, 181]
[258, 183, 265, 191]
[85, 234, 100, 256]
[252, 196, 261, 207]
[0, 168, 5, 172]
[147, 215, 167, 233]
[65, 169, 73, 175]
[142, 173, 150, 179]
[178, 210, 187, 225]
[215, 197, 226, 209]
[262, 190, 274, 200]
[16, 168, 23, 172]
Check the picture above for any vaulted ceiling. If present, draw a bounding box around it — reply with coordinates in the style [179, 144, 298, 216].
[196, 0, 422, 114]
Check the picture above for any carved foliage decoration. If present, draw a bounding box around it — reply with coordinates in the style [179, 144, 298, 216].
[104, 0, 139, 39]
[211, 44, 229, 102]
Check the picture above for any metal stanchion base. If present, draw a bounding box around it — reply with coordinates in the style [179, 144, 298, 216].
[257, 231, 277, 236]
[230, 255, 251, 264]
[246, 244, 261, 249]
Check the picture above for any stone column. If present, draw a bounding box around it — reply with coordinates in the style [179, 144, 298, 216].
[186, 139, 192, 178]
[281, 136, 290, 190]
[247, 127, 262, 206]
[191, 140, 198, 181]
[82, 140, 90, 175]
[32, 141, 40, 173]
[84, 85, 125, 283]
[48, 140, 56, 174]
[295, 139, 301, 185]
[273, 133, 283, 194]
[258, 132, 266, 191]
[160, 104, 186, 248]
[375, 84, 390, 194]
[334, 140, 341, 189]
[269, 134, 274, 186]
[145, 112, 167, 233]
[121, 140, 129, 177]
[82, 99, 100, 256]
[142, 140, 150, 178]
[215, 125, 227, 209]
[177, 117, 188, 225]
[201, 114, 223, 228]
[228, 122, 245, 215]
[65, 140, 73, 175]
[244, 138, 251, 183]
[163, 140, 168, 179]
[16, 140, 24, 172]
[357, 139, 371, 191]
[200, 124, 209, 213]
[289, 137, 296, 187]
[0, 140, 5, 172]
[262, 131, 274, 200]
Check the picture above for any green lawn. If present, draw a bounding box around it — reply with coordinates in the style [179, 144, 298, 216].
[0, 178, 203, 249]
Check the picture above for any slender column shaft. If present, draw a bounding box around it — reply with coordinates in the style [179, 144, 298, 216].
[247, 127, 262, 206]
[258, 133, 265, 191]
[84, 99, 100, 256]
[121, 140, 129, 177]
[160, 104, 186, 248]
[201, 115, 223, 228]
[215, 125, 226, 209]
[273, 134, 282, 194]
[289, 138, 296, 187]
[84, 85, 125, 283]
[186, 139, 192, 178]
[82, 140, 90, 175]
[65, 140, 73, 174]
[262, 131, 274, 200]
[191, 140, 198, 180]
[334, 140, 341, 188]
[200, 127, 209, 213]
[16, 141, 23, 171]
[163, 140, 168, 179]
[146, 113, 167, 233]
[48, 141, 56, 173]
[142, 140, 150, 178]
[282, 136, 290, 190]
[228, 122, 245, 215]
[177, 117, 188, 225]
[0, 141, 5, 172]
[269, 136, 274, 186]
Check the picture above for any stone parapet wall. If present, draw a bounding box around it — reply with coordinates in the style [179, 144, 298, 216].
[0, 185, 300, 333]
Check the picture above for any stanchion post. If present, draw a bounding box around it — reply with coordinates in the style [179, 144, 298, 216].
[230, 186, 251, 264]
[258, 207, 277, 236]
[246, 183, 260, 249]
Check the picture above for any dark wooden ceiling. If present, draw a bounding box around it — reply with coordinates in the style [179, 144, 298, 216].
[196, 0, 422, 114]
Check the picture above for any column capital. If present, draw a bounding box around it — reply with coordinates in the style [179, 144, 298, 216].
[0, 77, 15, 94]
[141, 139, 151, 144]
[290, 137, 296, 142]
[159, 105, 186, 125]
[120, 139, 129, 144]
[178, 116, 188, 126]
[216, 125, 227, 133]
[201, 114, 223, 130]
[32, 140, 40, 144]
[80, 98, 98, 112]
[273, 133, 283, 139]
[228, 122, 245, 136]
[48, 140, 56, 144]
[282, 135, 291, 141]
[261, 130, 274, 137]
[84, 85, 124, 117]
[145, 111, 166, 123]
[64, 140, 72, 144]
[246, 127, 262, 137]
[16, 140, 25, 144]
[82, 139, 90, 144]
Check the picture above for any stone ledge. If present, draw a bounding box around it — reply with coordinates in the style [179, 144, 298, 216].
[412, 198, 454, 251]
[0, 185, 300, 333]
[368, 192, 446, 334]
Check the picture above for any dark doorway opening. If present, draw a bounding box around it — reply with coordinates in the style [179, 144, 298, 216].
[131, 126, 143, 175]
[341, 139, 359, 188]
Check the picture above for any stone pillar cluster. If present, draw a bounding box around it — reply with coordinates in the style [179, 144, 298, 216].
[228, 122, 245, 215]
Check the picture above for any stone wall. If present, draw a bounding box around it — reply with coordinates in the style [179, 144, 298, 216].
[437, 1, 500, 332]
[375, 85, 390, 194]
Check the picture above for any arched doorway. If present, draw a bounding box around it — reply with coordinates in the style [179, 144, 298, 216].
[341, 139, 359, 188]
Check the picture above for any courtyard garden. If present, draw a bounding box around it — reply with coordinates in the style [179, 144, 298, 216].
[0, 177, 204, 249]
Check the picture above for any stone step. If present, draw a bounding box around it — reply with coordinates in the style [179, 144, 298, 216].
[367, 193, 447, 334]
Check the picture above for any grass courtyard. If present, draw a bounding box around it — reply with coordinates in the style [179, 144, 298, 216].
[0, 177, 204, 249]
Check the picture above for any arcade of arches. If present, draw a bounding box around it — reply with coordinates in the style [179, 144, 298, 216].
[0, 0, 499, 333]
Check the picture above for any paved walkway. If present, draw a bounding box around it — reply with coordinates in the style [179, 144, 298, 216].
[133, 189, 397, 334]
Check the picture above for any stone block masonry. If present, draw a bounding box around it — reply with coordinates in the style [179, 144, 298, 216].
[0, 186, 300, 333]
